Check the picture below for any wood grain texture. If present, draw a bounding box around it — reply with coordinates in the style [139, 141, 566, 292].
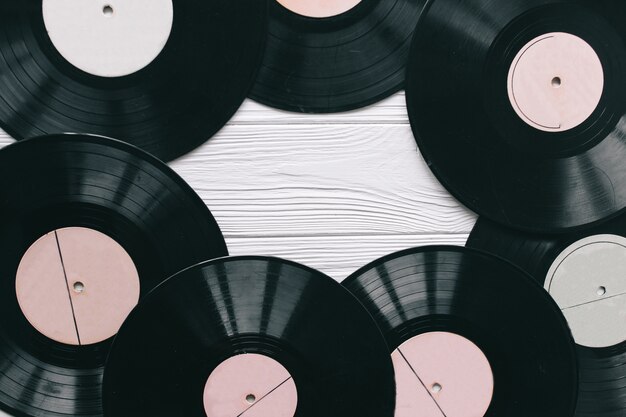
[171, 122, 477, 238]
[232, 93, 409, 125]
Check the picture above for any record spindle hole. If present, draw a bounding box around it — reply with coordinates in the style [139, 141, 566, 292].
[73, 281, 85, 294]
[507, 32, 603, 132]
[546, 235, 626, 348]
[15, 227, 140, 346]
[392, 332, 493, 417]
[42, 0, 174, 77]
[204, 354, 297, 417]
[276, 0, 361, 18]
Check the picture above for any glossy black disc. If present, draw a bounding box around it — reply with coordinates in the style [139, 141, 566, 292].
[343, 245, 578, 417]
[103, 256, 396, 417]
[406, 0, 626, 233]
[250, 0, 426, 113]
[0, 0, 267, 162]
[469, 216, 626, 417]
[0, 134, 228, 417]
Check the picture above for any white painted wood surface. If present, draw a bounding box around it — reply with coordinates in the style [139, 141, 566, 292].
[0, 92, 476, 282]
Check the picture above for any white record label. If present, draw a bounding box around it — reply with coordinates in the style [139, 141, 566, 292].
[42, 0, 173, 77]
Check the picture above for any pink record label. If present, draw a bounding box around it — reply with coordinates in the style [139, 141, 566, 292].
[16, 227, 140, 346]
[391, 332, 494, 417]
[203, 353, 298, 417]
[507, 32, 604, 132]
[275, 0, 361, 18]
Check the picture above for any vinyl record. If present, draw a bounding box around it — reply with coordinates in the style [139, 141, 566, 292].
[103, 256, 396, 417]
[343, 246, 578, 417]
[249, 0, 426, 113]
[0, 134, 228, 417]
[0, 0, 267, 162]
[406, 0, 626, 233]
[469, 216, 626, 417]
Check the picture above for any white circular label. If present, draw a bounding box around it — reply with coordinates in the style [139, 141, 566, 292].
[42, 0, 174, 77]
[16, 227, 140, 345]
[391, 332, 493, 417]
[546, 234, 626, 348]
[507, 32, 604, 132]
[275, 0, 361, 18]
[204, 354, 298, 417]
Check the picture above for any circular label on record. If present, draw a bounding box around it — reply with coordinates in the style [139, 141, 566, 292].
[546, 234, 626, 348]
[42, 0, 174, 77]
[16, 227, 140, 346]
[275, 0, 362, 18]
[203, 353, 298, 417]
[391, 332, 493, 417]
[507, 32, 604, 132]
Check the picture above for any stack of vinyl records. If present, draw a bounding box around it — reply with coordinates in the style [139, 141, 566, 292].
[0, 1, 624, 416]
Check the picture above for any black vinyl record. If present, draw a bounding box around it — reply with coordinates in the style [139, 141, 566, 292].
[406, 0, 626, 233]
[0, 0, 267, 162]
[468, 217, 626, 417]
[0, 134, 228, 417]
[343, 246, 578, 417]
[103, 256, 396, 417]
[249, 0, 426, 113]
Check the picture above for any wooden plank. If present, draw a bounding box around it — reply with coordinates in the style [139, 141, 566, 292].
[231, 93, 409, 125]
[172, 123, 476, 237]
[0, 122, 476, 238]
[227, 233, 470, 281]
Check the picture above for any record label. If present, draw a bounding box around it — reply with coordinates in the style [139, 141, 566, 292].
[275, 0, 361, 18]
[16, 227, 140, 346]
[42, 0, 173, 77]
[545, 234, 626, 348]
[393, 332, 494, 417]
[507, 32, 604, 132]
[203, 354, 298, 417]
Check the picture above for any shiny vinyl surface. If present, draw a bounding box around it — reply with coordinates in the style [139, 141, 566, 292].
[250, 0, 426, 113]
[469, 217, 626, 417]
[0, 0, 267, 162]
[103, 256, 396, 417]
[0, 134, 228, 417]
[343, 246, 578, 417]
[406, 0, 626, 233]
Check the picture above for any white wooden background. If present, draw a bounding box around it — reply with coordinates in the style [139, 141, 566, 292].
[0, 92, 476, 281]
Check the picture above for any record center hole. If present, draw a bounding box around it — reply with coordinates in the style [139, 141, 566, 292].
[102, 5, 114, 16]
[246, 394, 256, 404]
[551, 76, 562, 88]
[597, 286, 607, 296]
[431, 383, 442, 393]
[73, 282, 85, 294]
